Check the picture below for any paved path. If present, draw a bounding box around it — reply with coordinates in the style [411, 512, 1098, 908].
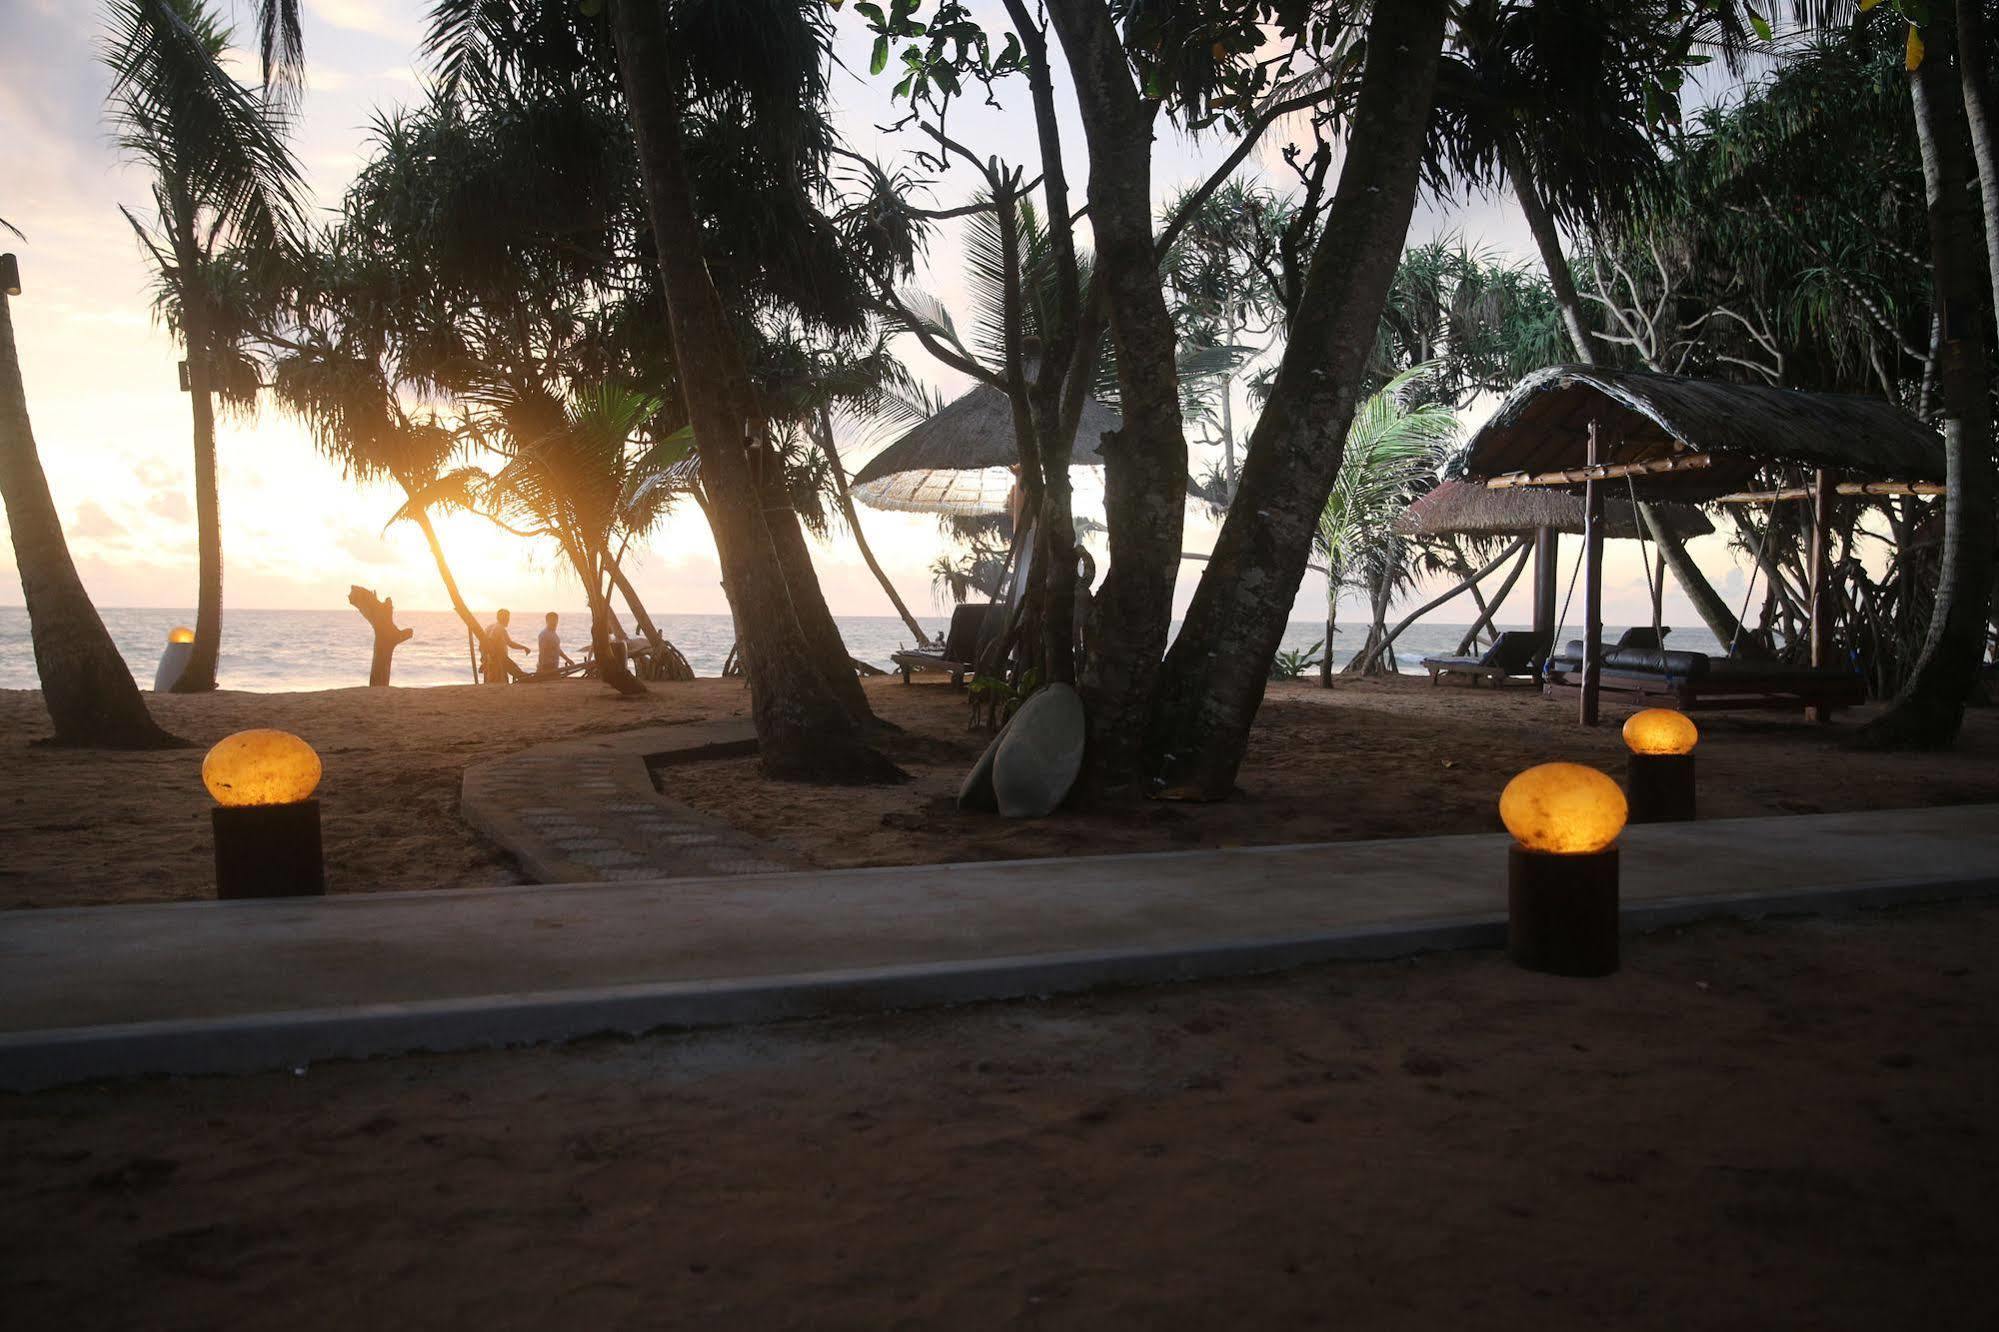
[460, 720, 798, 882]
[3, 804, 1996, 1090]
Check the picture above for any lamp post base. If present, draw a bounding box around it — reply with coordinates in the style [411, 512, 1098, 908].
[213, 799, 325, 900]
[1508, 844, 1619, 977]
[1627, 752, 1696, 823]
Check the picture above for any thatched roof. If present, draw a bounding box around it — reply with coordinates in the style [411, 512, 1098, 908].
[1393, 480, 1713, 541]
[1459, 366, 1944, 500]
[851, 378, 1121, 516]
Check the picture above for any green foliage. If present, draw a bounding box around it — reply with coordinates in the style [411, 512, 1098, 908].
[968, 667, 1039, 728]
[1267, 640, 1324, 681]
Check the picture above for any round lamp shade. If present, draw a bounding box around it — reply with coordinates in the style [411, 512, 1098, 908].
[1499, 762, 1628, 855]
[202, 729, 322, 807]
[168, 626, 196, 644]
[1623, 708, 1698, 755]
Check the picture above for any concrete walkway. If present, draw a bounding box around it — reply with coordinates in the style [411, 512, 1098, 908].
[460, 720, 798, 882]
[3, 804, 1996, 1090]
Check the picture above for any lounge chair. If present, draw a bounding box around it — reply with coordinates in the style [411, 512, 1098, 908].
[1542, 642, 1865, 714]
[1421, 629, 1552, 687]
[892, 603, 996, 687]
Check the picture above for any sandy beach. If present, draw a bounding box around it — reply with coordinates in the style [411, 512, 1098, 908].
[2, 675, 1995, 908]
[3, 900, 1993, 1329]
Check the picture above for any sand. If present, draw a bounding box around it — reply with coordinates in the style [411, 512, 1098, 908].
[3, 901, 1994, 1329]
[3, 675, 1996, 908]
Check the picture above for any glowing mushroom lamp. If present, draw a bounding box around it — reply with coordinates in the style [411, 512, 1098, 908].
[202, 729, 326, 899]
[1499, 763, 1628, 977]
[153, 625, 197, 692]
[1623, 708, 1699, 824]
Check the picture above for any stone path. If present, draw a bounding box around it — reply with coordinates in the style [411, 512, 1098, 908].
[3, 804, 1995, 1089]
[460, 721, 798, 882]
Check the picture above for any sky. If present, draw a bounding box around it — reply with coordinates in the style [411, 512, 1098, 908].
[0, 0, 1759, 635]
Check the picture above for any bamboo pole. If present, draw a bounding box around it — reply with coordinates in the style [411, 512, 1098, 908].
[1486, 452, 1712, 489]
[1581, 421, 1605, 727]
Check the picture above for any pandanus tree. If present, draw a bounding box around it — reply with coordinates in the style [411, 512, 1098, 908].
[1, 253, 182, 747]
[1311, 368, 1460, 683]
[103, 0, 308, 692]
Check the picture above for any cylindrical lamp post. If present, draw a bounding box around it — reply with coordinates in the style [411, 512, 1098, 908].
[154, 625, 196, 692]
[1623, 708, 1698, 823]
[1500, 762, 1627, 978]
[203, 729, 326, 899]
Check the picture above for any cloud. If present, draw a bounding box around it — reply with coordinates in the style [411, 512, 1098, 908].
[70, 500, 125, 543]
[339, 528, 397, 566]
[308, 0, 424, 46]
[145, 491, 191, 523]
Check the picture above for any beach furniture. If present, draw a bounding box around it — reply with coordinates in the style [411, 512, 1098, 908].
[1541, 641, 1866, 714]
[894, 603, 995, 686]
[1420, 629, 1552, 687]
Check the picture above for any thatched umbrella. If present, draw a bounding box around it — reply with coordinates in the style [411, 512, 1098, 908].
[851, 380, 1122, 516]
[1379, 481, 1715, 662]
[1394, 479, 1712, 543]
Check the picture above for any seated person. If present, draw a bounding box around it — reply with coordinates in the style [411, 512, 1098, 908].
[536, 612, 576, 678]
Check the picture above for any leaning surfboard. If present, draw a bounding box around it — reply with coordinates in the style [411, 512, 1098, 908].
[990, 683, 1086, 819]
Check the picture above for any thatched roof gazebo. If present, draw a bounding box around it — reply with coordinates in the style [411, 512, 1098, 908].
[1457, 365, 1944, 723]
[1463, 366, 1945, 499]
[851, 380, 1122, 516]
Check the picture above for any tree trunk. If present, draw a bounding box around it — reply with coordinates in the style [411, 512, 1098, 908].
[1350, 539, 1529, 676]
[1146, 0, 1450, 800]
[1861, 32, 1996, 749]
[403, 499, 487, 684]
[347, 585, 412, 687]
[1042, 0, 1190, 799]
[1508, 145, 1596, 366]
[608, 0, 896, 781]
[1319, 565, 1339, 687]
[172, 301, 223, 693]
[0, 288, 182, 747]
[1957, 0, 1999, 330]
[813, 407, 928, 643]
[1513, 152, 1752, 652]
[605, 554, 693, 681]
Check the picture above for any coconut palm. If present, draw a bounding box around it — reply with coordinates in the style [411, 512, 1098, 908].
[1, 269, 182, 747]
[1312, 368, 1460, 683]
[103, 0, 308, 692]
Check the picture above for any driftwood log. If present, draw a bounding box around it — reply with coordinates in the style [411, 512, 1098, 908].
[348, 585, 414, 686]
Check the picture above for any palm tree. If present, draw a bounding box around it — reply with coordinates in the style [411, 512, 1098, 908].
[103, 0, 308, 692]
[1311, 368, 1459, 683]
[1, 266, 183, 747]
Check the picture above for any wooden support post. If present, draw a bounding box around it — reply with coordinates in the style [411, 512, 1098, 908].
[1580, 423, 1606, 726]
[1805, 468, 1836, 722]
[1532, 525, 1559, 640]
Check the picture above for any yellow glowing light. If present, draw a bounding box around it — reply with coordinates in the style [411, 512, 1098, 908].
[202, 729, 322, 807]
[168, 626, 196, 644]
[1499, 762, 1628, 855]
[1623, 708, 1698, 755]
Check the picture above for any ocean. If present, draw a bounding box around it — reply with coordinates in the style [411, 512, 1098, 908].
[0, 607, 1725, 693]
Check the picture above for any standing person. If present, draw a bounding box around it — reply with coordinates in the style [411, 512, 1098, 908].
[481, 608, 525, 684]
[536, 611, 575, 679]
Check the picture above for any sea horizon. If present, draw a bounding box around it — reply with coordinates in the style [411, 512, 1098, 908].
[0, 606, 1725, 694]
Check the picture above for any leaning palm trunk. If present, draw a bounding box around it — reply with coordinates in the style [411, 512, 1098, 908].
[605, 556, 692, 681]
[0, 286, 181, 747]
[1862, 33, 1996, 748]
[1511, 154, 1750, 652]
[607, 0, 896, 782]
[813, 408, 927, 644]
[1145, 0, 1451, 800]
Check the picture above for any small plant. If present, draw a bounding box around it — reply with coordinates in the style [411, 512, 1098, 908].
[1268, 640, 1324, 681]
[968, 668, 1041, 731]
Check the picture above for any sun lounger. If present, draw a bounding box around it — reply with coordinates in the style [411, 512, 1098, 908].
[893, 603, 996, 686]
[1542, 642, 1866, 714]
[1421, 630, 1552, 687]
